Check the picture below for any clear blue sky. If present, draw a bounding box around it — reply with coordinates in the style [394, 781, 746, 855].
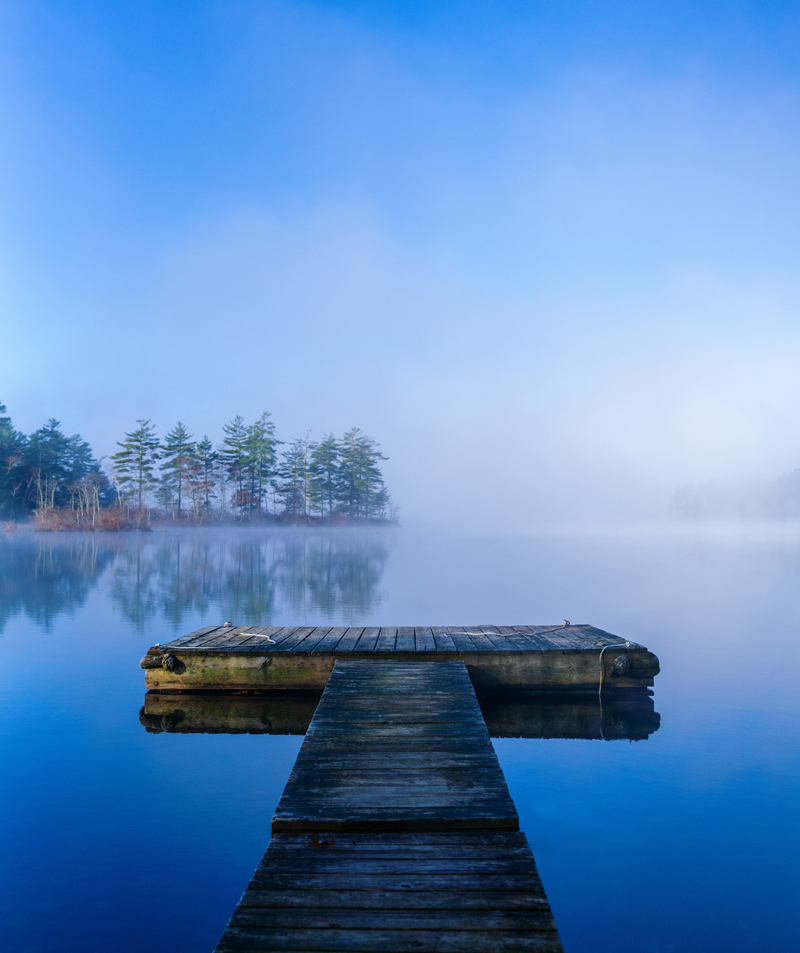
[4, 1, 800, 526]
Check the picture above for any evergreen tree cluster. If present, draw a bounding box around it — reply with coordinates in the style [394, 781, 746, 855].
[0, 400, 394, 525]
[0, 403, 112, 519]
[110, 414, 393, 523]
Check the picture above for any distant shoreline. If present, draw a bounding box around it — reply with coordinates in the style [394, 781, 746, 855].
[4, 512, 399, 533]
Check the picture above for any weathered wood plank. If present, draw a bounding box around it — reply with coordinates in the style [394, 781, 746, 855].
[431, 625, 457, 652]
[414, 625, 437, 652]
[375, 627, 398, 652]
[447, 627, 478, 651]
[237, 889, 549, 910]
[234, 626, 295, 647]
[268, 627, 319, 652]
[395, 626, 416, 652]
[332, 628, 365, 653]
[217, 926, 561, 951]
[229, 908, 558, 931]
[308, 627, 349, 654]
[165, 625, 222, 647]
[354, 626, 381, 652]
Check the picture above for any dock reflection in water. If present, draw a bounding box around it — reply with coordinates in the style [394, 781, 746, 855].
[139, 689, 660, 740]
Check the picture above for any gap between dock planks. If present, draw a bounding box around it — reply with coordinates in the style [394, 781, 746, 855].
[214, 660, 563, 953]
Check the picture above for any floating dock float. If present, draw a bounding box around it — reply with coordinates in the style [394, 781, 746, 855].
[141, 623, 660, 693]
[214, 660, 563, 952]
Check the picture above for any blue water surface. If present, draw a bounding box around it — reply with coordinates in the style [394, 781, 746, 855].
[0, 525, 798, 952]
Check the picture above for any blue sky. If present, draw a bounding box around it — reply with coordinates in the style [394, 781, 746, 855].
[4, 1, 800, 526]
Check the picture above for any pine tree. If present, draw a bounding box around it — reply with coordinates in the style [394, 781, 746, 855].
[221, 416, 248, 516]
[277, 434, 314, 520]
[194, 436, 218, 514]
[25, 420, 101, 510]
[111, 420, 161, 511]
[309, 434, 340, 518]
[0, 401, 27, 517]
[336, 428, 389, 519]
[244, 412, 280, 516]
[159, 422, 196, 518]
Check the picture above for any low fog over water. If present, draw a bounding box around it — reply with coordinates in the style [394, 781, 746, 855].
[1, 525, 798, 952]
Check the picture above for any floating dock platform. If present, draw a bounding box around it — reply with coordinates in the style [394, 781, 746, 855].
[141, 623, 660, 693]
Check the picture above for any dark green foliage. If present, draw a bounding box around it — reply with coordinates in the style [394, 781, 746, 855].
[159, 422, 196, 517]
[244, 412, 280, 516]
[309, 434, 340, 517]
[220, 415, 248, 513]
[221, 413, 281, 517]
[277, 434, 314, 520]
[0, 401, 27, 517]
[194, 436, 218, 512]
[111, 420, 161, 511]
[335, 428, 390, 519]
[0, 403, 108, 517]
[0, 398, 394, 525]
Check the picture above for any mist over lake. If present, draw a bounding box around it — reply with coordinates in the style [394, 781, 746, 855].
[1, 524, 798, 952]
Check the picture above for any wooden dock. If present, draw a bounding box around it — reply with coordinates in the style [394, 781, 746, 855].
[214, 660, 563, 952]
[139, 625, 660, 950]
[141, 623, 660, 693]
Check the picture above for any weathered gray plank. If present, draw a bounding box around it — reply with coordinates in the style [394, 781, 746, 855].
[268, 627, 319, 652]
[331, 628, 365, 653]
[354, 626, 381, 651]
[414, 626, 437, 652]
[234, 626, 294, 647]
[447, 627, 478, 651]
[375, 627, 398, 652]
[217, 926, 561, 951]
[237, 889, 549, 910]
[164, 625, 222, 647]
[431, 626, 457, 652]
[395, 626, 416, 652]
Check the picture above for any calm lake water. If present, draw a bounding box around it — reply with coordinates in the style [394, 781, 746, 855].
[1, 524, 798, 952]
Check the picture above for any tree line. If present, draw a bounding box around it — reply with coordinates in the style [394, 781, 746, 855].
[0, 403, 113, 521]
[0, 400, 395, 527]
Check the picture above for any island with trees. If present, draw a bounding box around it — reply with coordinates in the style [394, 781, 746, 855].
[0, 401, 396, 530]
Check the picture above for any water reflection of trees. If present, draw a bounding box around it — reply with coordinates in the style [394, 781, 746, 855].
[108, 530, 389, 630]
[0, 529, 390, 634]
[0, 534, 115, 632]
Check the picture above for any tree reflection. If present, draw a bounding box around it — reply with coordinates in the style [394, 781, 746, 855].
[0, 528, 391, 634]
[0, 533, 115, 632]
[107, 529, 390, 630]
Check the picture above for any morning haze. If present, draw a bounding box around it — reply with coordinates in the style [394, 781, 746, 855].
[5, 1, 800, 531]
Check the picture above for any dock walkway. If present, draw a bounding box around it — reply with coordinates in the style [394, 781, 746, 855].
[215, 660, 562, 952]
